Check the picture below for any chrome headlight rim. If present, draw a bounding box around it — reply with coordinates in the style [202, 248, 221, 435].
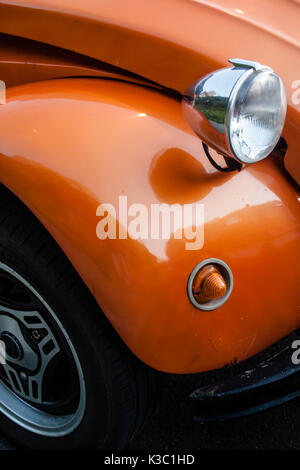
[224, 61, 287, 164]
[224, 67, 256, 164]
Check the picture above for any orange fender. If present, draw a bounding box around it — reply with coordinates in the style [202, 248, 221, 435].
[0, 78, 299, 373]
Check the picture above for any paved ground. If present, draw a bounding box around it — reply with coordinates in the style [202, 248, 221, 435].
[0, 434, 14, 450]
[129, 374, 300, 450]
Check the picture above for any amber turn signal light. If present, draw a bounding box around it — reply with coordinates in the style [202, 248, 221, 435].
[187, 259, 233, 311]
[192, 264, 227, 304]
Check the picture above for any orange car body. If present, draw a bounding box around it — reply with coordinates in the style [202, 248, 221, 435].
[0, 0, 299, 373]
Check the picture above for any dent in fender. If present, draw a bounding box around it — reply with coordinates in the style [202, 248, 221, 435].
[0, 78, 299, 373]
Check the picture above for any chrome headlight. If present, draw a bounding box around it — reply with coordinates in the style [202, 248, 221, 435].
[182, 59, 287, 164]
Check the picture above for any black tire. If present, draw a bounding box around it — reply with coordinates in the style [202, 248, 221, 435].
[0, 185, 157, 449]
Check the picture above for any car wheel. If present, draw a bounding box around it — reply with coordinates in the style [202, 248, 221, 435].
[0, 185, 156, 449]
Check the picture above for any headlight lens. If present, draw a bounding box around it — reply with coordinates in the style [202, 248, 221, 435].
[226, 70, 287, 163]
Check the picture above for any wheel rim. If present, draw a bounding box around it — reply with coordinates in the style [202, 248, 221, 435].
[0, 261, 86, 437]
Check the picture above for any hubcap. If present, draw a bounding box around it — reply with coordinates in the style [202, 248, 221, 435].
[0, 262, 86, 437]
[0, 308, 60, 404]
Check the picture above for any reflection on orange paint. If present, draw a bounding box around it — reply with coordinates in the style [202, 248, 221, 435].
[149, 148, 231, 204]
